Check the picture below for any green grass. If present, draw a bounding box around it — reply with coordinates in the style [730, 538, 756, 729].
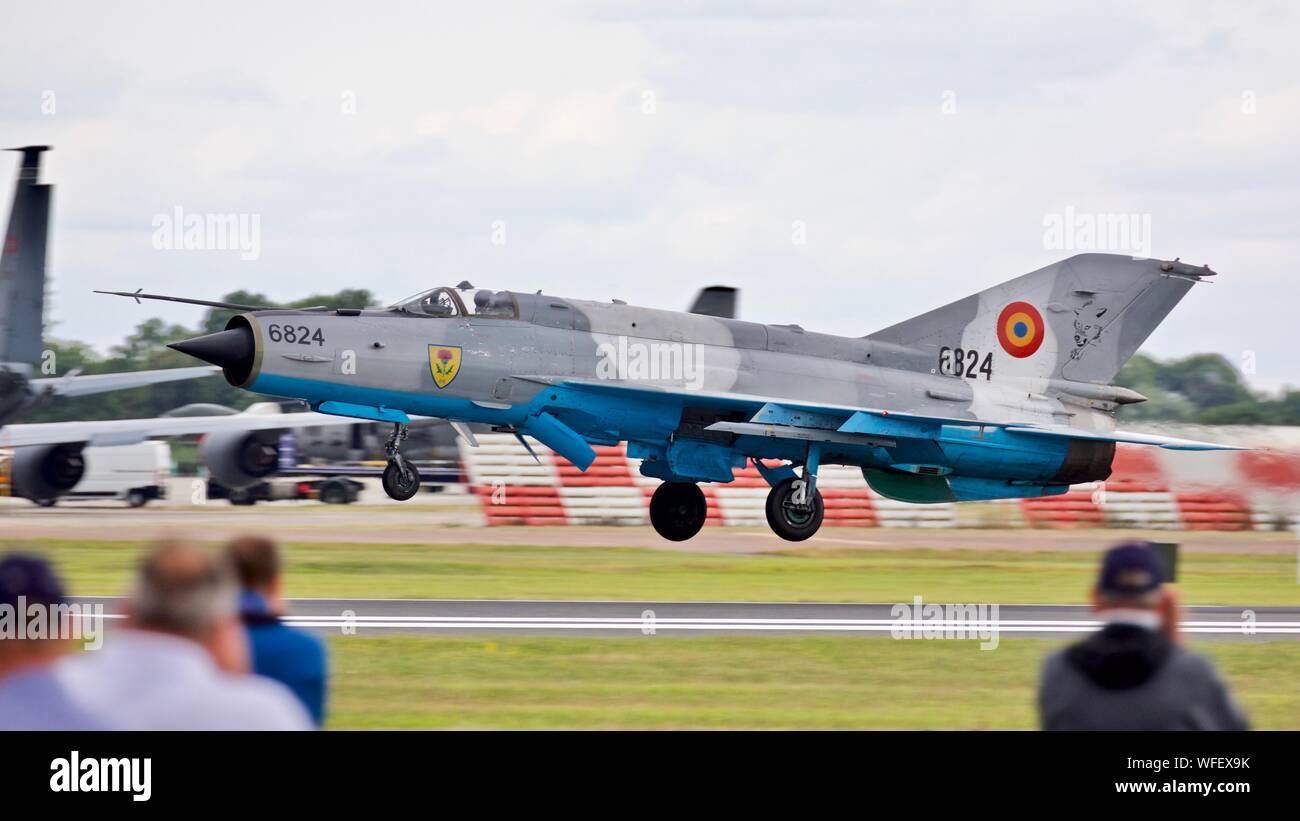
[7, 538, 1297, 605]
[326, 635, 1300, 729]
[6, 536, 1297, 728]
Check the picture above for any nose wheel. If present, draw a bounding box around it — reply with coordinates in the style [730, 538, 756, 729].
[381, 422, 422, 501]
[649, 482, 708, 541]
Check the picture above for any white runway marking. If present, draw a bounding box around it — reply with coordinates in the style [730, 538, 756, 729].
[75, 611, 1300, 635]
[276, 615, 1300, 635]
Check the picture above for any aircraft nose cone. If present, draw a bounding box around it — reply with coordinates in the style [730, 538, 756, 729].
[168, 326, 254, 380]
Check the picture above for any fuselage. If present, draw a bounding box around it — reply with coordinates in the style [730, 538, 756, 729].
[203, 285, 1115, 492]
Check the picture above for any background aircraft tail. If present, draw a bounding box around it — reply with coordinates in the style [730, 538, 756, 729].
[0, 146, 52, 368]
[688, 285, 738, 319]
[867, 253, 1215, 386]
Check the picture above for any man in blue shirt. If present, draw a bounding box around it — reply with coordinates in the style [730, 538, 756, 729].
[225, 535, 329, 726]
[0, 554, 103, 730]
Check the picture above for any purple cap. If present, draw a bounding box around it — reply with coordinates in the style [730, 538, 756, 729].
[1097, 542, 1164, 596]
[0, 553, 68, 608]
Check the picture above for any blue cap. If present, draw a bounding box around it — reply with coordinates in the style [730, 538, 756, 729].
[1097, 542, 1164, 596]
[0, 553, 67, 608]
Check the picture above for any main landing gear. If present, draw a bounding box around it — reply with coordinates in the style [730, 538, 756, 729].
[765, 477, 824, 541]
[647, 447, 827, 543]
[763, 445, 824, 542]
[381, 422, 422, 501]
[649, 481, 708, 541]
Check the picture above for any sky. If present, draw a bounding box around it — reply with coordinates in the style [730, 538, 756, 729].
[2, 1, 1298, 391]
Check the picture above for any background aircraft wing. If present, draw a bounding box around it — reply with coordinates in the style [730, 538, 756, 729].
[28, 365, 219, 398]
[0, 410, 356, 448]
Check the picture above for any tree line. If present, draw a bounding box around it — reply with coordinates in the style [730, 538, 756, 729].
[1116, 353, 1300, 425]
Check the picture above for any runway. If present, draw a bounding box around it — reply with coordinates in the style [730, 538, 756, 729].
[71, 597, 1300, 640]
[5, 500, 1296, 556]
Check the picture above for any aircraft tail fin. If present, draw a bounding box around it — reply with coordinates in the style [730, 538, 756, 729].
[867, 254, 1214, 385]
[0, 146, 52, 368]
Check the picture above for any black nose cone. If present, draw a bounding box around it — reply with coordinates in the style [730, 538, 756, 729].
[169, 326, 254, 384]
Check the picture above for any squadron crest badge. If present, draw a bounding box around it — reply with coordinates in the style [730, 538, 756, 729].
[428, 345, 462, 389]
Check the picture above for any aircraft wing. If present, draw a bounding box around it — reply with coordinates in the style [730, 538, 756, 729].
[544, 378, 1025, 427]
[549, 379, 1243, 451]
[28, 366, 220, 398]
[0, 410, 356, 449]
[1001, 425, 1245, 451]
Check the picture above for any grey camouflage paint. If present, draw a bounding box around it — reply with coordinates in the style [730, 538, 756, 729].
[234, 253, 1211, 442]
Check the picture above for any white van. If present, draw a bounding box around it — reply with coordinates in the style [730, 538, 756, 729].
[50, 441, 173, 507]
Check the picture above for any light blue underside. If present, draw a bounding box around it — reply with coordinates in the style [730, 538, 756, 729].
[251, 372, 1074, 498]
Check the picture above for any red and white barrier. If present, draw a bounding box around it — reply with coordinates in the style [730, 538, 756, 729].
[458, 433, 1300, 531]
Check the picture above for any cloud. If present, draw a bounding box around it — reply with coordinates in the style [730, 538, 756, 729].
[3, 0, 1298, 390]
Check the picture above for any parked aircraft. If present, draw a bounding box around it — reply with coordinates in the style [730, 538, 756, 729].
[0, 146, 216, 427]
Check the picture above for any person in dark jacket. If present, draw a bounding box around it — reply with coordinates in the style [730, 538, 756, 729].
[1038, 541, 1248, 731]
[225, 535, 329, 727]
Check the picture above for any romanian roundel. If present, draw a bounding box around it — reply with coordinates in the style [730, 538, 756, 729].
[996, 301, 1045, 358]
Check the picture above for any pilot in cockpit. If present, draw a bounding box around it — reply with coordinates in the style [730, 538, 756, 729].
[391, 286, 515, 319]
[420, 290, 457, 317]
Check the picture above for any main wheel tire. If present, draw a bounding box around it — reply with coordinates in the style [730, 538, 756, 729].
[320, 481, 349, 505]
[33, 497, 57, 508]
[765, 477, 824, 542]
[382, 461, 422, 501]
[126, 490, 148, 508]
[649, 482, 708, 541]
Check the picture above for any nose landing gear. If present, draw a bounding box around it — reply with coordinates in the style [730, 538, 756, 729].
[381, 422, 422, 501]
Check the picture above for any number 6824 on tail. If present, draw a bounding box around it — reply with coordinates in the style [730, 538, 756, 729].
[939, 347, 992, 380]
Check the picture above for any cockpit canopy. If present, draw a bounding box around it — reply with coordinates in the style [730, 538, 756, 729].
[390, 285, 517, 319]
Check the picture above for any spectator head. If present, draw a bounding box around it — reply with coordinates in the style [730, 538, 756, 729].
[0, 553, 72, 677]
[127, 541, 248, 673]
[1091, 541, 1165, 611]
[225, 535, 284, 608]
